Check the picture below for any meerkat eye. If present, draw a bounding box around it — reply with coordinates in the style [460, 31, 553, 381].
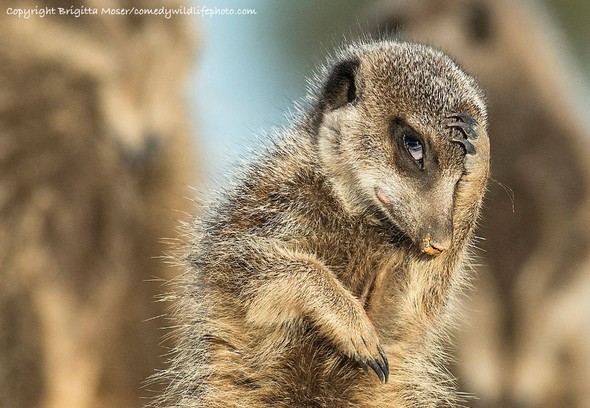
[403, 135, 424, 167]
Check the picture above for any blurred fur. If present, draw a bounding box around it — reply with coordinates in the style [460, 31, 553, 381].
[0, 1, 197, 407]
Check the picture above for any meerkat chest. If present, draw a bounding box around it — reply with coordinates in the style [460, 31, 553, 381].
[307, 227, 402, 302]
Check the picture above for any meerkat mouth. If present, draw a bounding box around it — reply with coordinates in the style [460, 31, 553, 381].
[420, 234, 445, 256]
[373, 187, 412, 246]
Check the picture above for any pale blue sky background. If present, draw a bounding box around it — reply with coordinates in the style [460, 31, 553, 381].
[189, 0, 375, 182]
[191, 0, 308, 180]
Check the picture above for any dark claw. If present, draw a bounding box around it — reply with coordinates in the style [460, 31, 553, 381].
[355, 347, 389, 383]
[445, 112, 478, 155]
[362, 347, 389, 384]
[367, 359, 386, 383]
[446, 112, 478, 127]
[378, 345, 390, 380]
[452, 137, 476, 155]
[446, 120, 478, 140]
[356, 356, 369, 374]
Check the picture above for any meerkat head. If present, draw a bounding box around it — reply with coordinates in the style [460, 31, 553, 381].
[313, 41, 487, 256]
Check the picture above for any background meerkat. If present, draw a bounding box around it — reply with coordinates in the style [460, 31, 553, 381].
[150, 40, 490, 408]
[0, 1, 197, 407]
[368, 0, 590, 406]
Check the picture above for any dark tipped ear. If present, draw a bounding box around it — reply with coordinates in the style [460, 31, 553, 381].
[321, 58, 360, 111]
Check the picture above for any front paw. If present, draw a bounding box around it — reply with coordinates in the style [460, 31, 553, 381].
[445, 112, 479, 155]
[336, 313, 389, 383]
[354, 344, 390, 384]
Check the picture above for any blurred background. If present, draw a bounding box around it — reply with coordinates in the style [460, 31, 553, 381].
[2, 0, 590, 407]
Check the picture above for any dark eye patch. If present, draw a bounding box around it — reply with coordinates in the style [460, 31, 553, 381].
[391, 118, 426, 171]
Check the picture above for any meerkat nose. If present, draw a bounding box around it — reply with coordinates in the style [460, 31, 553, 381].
[421, 233, 451, 256]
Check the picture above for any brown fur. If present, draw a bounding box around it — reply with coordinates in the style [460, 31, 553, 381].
[0, 1, 197, 407]
[151, 40, 489, 408]
[369, 0, 590, 406]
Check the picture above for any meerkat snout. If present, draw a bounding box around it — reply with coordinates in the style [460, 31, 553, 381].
[376, 187, 453, 256]
[417, 214, 454, 255]
[420, 231, 452, 256]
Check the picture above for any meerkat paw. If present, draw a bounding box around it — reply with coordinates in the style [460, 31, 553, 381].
[331, 312, 389, 383]
[445, 112, 479, 155]
[355, 345, 389, 384]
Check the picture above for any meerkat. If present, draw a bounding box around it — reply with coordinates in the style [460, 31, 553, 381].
[0, 1, 197, 407]
[150, 39, 489, 408]
[368, 0, 590, 406]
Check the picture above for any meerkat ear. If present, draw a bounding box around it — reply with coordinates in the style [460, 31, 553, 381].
[321, 58, 360, 111]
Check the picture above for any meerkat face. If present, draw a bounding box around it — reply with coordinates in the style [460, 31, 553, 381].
[316, 41, 487, 256]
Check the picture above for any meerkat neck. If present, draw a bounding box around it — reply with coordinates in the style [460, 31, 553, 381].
[314, 108, 370, 218]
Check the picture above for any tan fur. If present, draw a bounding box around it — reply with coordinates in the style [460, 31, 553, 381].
[0, 1, 197, 407]
[369, 0, 590, 406]
[151, 40, 489, 407]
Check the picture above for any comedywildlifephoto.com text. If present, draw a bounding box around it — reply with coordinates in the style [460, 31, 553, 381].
[5, 5, 257, 19]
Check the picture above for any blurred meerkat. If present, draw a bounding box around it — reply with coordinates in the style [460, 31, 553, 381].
[150, 40, 489, 408]
[0, 1, 197, 407]
[369, 0, 590, 406]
